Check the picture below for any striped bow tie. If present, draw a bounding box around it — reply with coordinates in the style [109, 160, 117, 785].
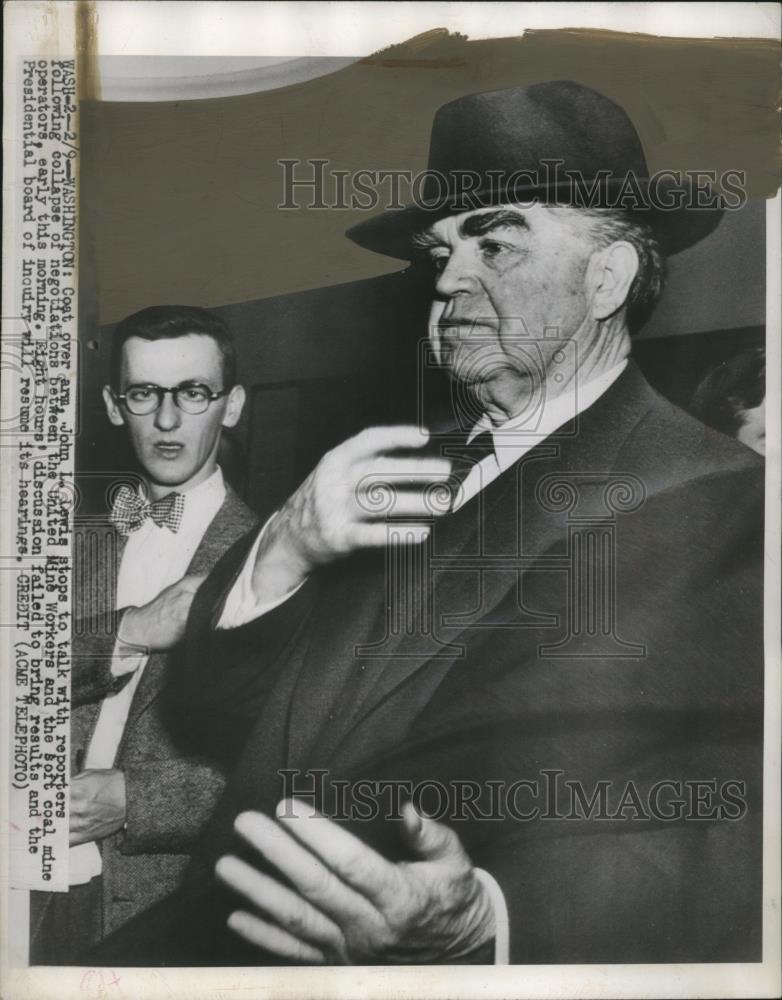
[110, 486, 185, 535]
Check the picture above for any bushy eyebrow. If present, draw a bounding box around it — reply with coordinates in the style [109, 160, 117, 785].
[410, 230, 445, 250]
[412, 209, 529, 249]
[459, 210, 529, 238]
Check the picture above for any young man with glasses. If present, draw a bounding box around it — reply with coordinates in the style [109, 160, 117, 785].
[29, 305, 258, 962]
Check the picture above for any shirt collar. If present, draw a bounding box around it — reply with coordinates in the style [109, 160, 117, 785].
[469, 360, 628, 470]
[180, 465, 224, 502]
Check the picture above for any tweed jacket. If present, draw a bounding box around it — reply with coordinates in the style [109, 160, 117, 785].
[67, 482, 257, 939]
[92, 364, 765, 966]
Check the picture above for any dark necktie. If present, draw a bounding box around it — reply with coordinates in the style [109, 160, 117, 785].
[448, 430, 496, 507]
[109, 486, 185, 535]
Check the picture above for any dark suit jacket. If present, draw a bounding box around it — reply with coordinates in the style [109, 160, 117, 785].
[35, 483, 257, 950]
[93, 364, 764, 966]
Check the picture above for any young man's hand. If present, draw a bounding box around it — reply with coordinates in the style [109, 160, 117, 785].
[69, 769, 127, 845]
[118, 574, 206, 653]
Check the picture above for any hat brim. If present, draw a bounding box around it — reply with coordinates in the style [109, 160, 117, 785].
[346, 179, 724, 259]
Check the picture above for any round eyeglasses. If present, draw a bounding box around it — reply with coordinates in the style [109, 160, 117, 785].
[114, 383, 229, 416]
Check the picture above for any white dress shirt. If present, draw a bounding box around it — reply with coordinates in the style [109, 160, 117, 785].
[217, 361, 628, 962]
[69, 467, 226, 885]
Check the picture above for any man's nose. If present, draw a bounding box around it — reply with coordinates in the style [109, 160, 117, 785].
[434, 250, 477, 299]
[153, 391, 182, 430]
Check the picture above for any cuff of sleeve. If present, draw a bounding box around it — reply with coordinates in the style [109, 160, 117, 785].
[474, 867, 509, 965]
[110, 647, 147, 677]
[217, 513, 307, 628]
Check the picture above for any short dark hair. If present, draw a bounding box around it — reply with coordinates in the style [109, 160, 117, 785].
[689, 347, 766, 438]
[109, 305, 237, 390]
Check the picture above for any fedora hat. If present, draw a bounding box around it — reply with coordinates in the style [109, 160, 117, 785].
[346, 81, 723, 258]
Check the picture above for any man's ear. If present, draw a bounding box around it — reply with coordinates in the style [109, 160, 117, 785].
[102, 385, 125, 427]
[221, 384, 246, 429]
[589, 241, 639, 321]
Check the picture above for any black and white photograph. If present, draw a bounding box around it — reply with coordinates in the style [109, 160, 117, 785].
[2, 4, 780, 998]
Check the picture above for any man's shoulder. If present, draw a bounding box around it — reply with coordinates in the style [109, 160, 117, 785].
[618, 371, 763, 497]
[206, 484, 259, 546]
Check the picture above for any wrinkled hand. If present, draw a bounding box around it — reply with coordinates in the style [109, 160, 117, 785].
[118, 573, 206, 653]
[69, 769, 127, 846]
[251, 426, 452, 604]
[215, 798, 495, 964]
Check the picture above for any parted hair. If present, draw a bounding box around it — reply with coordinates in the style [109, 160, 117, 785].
[109, 305, 237, 390]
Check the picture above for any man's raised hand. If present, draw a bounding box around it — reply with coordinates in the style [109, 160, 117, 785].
[250, 426, 452, 604]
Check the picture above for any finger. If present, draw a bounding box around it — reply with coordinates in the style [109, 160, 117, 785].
[273, 799, 401, 910]
[226, 910, 328, 964]
[358, 457, 452, 479]
[401, 801, 470, 864]
[345, 425, 430, 460]
[233, 811, 377, 926]
[216, 855, 346, 954]
[356, 488, 453, 519]
[348, 522, 432, 548]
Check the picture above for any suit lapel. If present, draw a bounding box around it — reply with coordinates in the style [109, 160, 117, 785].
[186, 486, 256, 576]
[312, 447, 560, 763]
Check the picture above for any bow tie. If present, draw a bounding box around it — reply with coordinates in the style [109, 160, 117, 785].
[110, 486, 185, 535]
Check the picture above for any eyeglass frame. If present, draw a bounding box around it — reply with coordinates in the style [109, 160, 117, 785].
[112, 381, 230, 415]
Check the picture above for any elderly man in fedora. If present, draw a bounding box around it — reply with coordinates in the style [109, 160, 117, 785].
[91, 82, 763, 967]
